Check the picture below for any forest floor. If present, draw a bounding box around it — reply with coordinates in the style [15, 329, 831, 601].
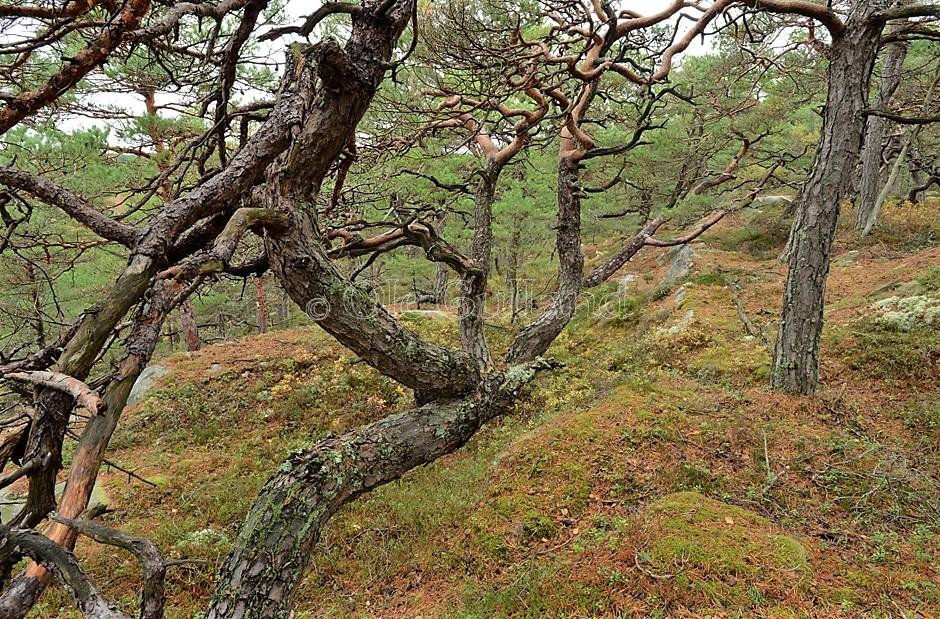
[28, 199, 940, 618]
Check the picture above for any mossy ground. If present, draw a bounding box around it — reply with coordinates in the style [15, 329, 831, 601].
[28, 200, 940, 618]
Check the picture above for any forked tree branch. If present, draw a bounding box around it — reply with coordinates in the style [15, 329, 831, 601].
[52, 517, 167, 619]
[0, 525, 130, 619]
[259, 2, 364, 41]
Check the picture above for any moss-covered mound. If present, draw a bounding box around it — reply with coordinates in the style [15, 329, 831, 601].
[640, 491, 809, 607]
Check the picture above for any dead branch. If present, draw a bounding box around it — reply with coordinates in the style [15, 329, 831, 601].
[3, 372, 104, 415]
[644, 209, 727, 247]
[0, 525, 131, 619]
[52, 517, 166, 619]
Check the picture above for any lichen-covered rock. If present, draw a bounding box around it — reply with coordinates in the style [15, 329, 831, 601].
[871, 294, 940, 330]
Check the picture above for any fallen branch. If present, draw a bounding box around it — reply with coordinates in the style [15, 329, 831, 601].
[727, 280, 769, 345]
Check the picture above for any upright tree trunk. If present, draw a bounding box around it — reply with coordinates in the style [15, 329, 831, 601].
[856, 36, 907, 230]
[179, 300, 200, 352]
[459, 163, 499, 370]
[276, 287, 290, 329]
[255, 276, 267, 334]
[433, 214, 449, 306]
[861, 64, 940, 235]
[434, 263, 449, 306]
[507, 154, 584, 363]
[505, 224, 522, 324]
[771, 8, 884, 394]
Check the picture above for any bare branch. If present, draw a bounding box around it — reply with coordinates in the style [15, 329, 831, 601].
[0, 455, 48, 491]
[52, 517, 166, 619]
[0, 525, 131, 619]
[259, 2, 364, 41]
[3, 372, 105, 415]
[0, 166, 139, 247]
[128, 0, 255, 42]
[862, 108, 940, 125]
[0, 0, 151, 135]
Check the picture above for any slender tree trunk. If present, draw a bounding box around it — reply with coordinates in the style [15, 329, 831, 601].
[434, 263, 449, 305]
[276, 287, 290, 329]
[433, 214, 449, 305]
[507, 154, 584, 363]
[255, 276, 267, 334]
[855, 35, 907, 230]
[771, 8, 883, 394]
[459, 163, 499, 370]
[179, 300, 199, 352]
[505, 225, 521, 324]
[861, 64, 940, 235]
[907, 145, 926, 201]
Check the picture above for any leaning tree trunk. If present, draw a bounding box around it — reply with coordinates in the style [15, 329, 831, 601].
[204, 364, 545, 619]
[856, 36, 907, 231]
[771, 10, 884, 394]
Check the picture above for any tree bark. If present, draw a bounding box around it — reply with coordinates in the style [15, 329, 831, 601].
[459, 163, 499, 370]
[266, 213, 479, 398]
[179, 301, 200, 352]
[507, 155, 584, 363]
[255, 277, 268, 334]
[433, 214, 449, 305]
[771, 5, 884, 394]
[856, 36, 907, 231]
[206, 361, 550, 619]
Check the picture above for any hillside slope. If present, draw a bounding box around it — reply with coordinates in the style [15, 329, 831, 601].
[30, 201, 940, 619]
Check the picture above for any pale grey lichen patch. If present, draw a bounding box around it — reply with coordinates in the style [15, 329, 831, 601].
[870, 294, 940, 331]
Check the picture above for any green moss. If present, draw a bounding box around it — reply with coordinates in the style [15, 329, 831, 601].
[144, 473, 171, 487]
[611, 293, 647, 328]
[518, 509, 558, 541]
[642, 492, 809, 606]
[917, 266, 940, 292]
